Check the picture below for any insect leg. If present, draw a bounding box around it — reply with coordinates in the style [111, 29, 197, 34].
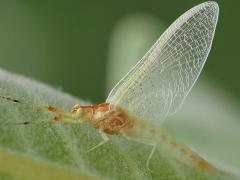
[122, 132, 157, 173]
[147, 144, 156, 174]
[85, 131, 109, 153]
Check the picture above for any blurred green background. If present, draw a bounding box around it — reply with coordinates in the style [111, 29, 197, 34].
[0, 0, 239, 103]
[0, 0, 240, 174]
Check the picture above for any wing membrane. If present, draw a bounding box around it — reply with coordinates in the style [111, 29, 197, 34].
[107, 2, 219, 124]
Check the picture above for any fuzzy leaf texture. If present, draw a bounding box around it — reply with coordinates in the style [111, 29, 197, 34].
[0, 68, 237, 180]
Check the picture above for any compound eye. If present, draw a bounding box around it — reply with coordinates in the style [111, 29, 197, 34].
[71, 104, 81, 113]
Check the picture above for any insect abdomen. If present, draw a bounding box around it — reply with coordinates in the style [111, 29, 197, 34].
[155, 128, 217, 173]
[127, 119, 217, 173]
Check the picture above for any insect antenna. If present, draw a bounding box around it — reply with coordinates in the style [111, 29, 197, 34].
[0, 95, 73, 126]
[0, 95, 21, 103]
[0, 95, 67, 114]
[1, 114, 68, 127]
[3, 119, 49, 126]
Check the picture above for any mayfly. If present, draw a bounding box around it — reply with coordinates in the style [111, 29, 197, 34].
[1, 1, 219, 174]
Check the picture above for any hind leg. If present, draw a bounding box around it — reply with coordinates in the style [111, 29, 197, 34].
[85, 131, 109, 153]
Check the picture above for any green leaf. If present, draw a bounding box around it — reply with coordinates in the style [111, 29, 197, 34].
[0, 68, 237, 180]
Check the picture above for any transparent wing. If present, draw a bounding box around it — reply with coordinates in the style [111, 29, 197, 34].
[106, 2, 219, 124]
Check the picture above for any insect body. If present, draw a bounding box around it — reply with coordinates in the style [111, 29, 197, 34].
[1, 1, 219, 174]
[67, 102, 217, 173]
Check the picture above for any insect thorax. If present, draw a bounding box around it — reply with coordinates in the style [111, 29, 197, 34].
[90, 105, 134, 135]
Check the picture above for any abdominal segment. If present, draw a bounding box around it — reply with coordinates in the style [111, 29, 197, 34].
[124, 118, 218, 174]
